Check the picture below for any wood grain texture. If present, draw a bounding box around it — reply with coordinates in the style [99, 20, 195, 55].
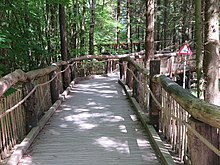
[19, 76, 161, 165]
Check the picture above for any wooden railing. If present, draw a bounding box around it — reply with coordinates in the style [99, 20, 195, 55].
[0, 50, 147, 162]
[0, 56, 122, 162]
[119, 57, 220, 165]
[0, 50, 210, 165]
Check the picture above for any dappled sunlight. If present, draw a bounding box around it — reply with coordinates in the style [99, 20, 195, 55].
[77, 122, 98, 130]
[119, 125, 127, 133]
[101, 115, 125, 123]
[94, 136, 130, 154]
[91, 106, 106, 110]
[100, 94, 115, 98]
[19, 76, 160, 165]
[159, 147, 170, 154]
[59, 123, 68, 128]
[136, 138, 151, 149]
[94, 85, 115, 89]
[130, 114, 138, 121]
[73, 108, 90, 113]
[62, 113, 98, 130]
[97, 90, 118, 94]
[61, 110, 125, 130]
[71, 90, 95, 95]
[62, 107, 72, 111]
[48, 129, 61, 135]
[87, 101, 97, 106]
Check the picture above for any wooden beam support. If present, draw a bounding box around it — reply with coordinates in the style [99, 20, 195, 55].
[149, 60, 161, 131]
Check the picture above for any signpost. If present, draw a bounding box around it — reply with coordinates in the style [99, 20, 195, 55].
[178, 44, 193, 88]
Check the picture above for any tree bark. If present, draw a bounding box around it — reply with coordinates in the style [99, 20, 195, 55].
[195, 0, 203, 98]
[89, 0, 96, 55]
[145, 0, 155, 64]
[116, 0, 121, 48]
[80, 0, 86, 55]
[181, 0, 188, 42]
[72, 0, 78, 53]
[203, 0, 220, 105]
[59, 4, 69, 61]
[127, 0, 131, 52]
[163, 0, 168, 49]
[155, 0, 161, 50]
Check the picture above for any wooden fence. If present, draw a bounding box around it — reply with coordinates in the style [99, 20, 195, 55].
[0, 55, 123, 162]
[0, 50, 215, 165]
[119, 57, 220, 165]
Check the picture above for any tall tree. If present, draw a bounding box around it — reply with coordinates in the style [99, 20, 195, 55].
[163, 0, 168, 49]
[59, 4, 69, 61]
[181, 0, 188, 43]
[195, 0, 203, 98]
[89, 0, 96, 55]
[116, 0, 121, 47]
[79, 0, 86, 55]
[203, 0, 219, 105]
[127, 0, 131, 52]
[145, 0, 155, 63]
[72, 0, 78, 54]
[155, 0, 161, 51]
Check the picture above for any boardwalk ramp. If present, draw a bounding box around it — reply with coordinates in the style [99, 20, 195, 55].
[18, 75, 161, 165]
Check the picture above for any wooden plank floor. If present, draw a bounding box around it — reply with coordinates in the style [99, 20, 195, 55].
[19, 75, 161, 165]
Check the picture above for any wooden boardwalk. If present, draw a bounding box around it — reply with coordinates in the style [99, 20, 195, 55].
[19, 75, 161, 165]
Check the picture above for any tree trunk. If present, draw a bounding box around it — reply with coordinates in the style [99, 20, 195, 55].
[72, 0, 78, 53]
[181, 0, 187, 43]
[195, 0, 203, 98]
[172, 1, 177, 51]
[127, 0, 131, 52]
[155, 0, 161, 51]
[80, 0, 86, 55]
[145, 0, 155, 63]
[89, 0, 96, 55]
[163, 0, 168, 50]
[203, 0, 219, 105]
[116, 0, 121, 48]
[59, 4, 69, 61]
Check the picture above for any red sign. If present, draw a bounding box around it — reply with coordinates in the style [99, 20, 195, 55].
[178, 44, 193, 55]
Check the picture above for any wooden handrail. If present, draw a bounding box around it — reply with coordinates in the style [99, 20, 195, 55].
[120, 56, 220, 129]
[0, 64, 68, 98]
[154, 75, 220, 128]
[68, 50, 145, 62]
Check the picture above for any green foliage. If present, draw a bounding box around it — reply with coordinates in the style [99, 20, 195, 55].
[0, 34, 11, 49]
[3, 87, 16, 97]
[0, 0, 146, 74]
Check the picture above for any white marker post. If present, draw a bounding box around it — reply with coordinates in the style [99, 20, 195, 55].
[183, 54, 187, 89]
[178, 43, 192, 89]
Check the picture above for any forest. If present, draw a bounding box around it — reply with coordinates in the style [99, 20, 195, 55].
[0, 0, 219, 104]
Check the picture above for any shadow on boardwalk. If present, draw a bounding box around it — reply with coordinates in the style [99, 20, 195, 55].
[19, 75, 161, 165]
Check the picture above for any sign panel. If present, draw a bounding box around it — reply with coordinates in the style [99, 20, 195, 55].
[178, 44, 193, 55]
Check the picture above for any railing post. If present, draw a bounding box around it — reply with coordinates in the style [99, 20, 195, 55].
[119, 59, 123, 79]
[79, 61, 85, 77]
[50, 70, 60, 104]
[106, 59, 112, 74]
[22, 82, 38, 133]
[149, 60, 161, 132]
[70, 63, 76, 80]
[126, 61, 133, 89]
[62, 64, 71, 89]
[188, 117, 219, 165]
[133, 69, 140, 102]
